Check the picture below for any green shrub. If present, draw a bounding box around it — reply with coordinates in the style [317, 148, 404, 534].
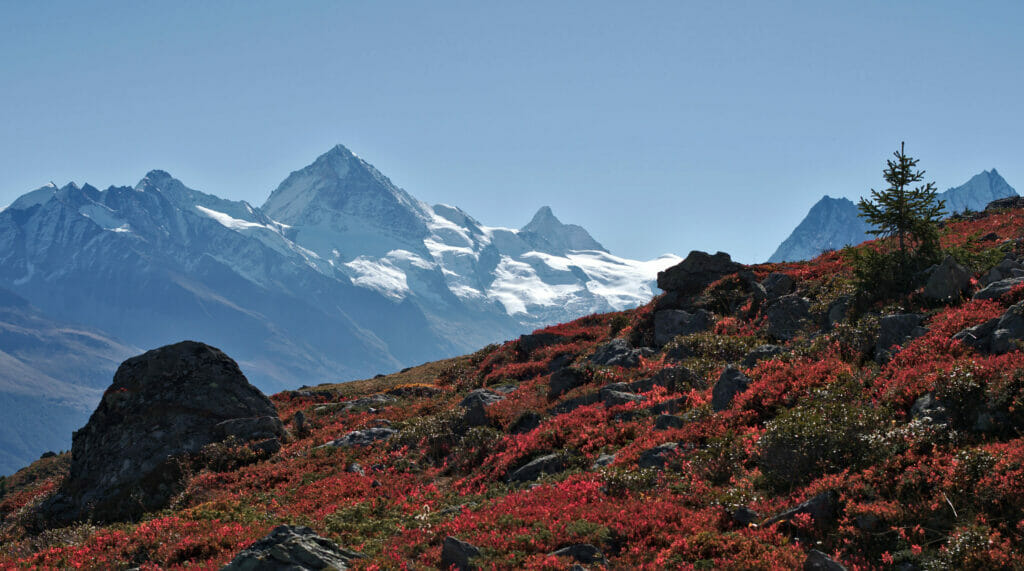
[756, 384, 891, 490]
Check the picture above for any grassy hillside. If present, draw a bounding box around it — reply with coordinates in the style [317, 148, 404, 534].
[2, 207, 1024, 569]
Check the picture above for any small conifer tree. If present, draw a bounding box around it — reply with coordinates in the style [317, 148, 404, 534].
[847, 143, 946, 303]
[857, 142, 945, 258]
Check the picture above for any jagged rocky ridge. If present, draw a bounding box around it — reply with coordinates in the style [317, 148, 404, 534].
[769, 169, 1017, 262]
[5, 197, 1024, 567]
[0, 144, 677, 473]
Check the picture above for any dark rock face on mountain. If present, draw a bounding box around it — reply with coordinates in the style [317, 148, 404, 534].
[941, 169, 1016, 215]
[769, 170, 1017, 262]
[768, 196, 872, 263]
[41, 341, 284, 524]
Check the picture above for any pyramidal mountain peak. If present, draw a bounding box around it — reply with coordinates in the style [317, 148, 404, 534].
[0, 143, 680, 473]
[520, 204, 607, 254]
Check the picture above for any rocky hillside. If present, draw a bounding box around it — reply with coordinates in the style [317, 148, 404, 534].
[3, 201, 1024, 568]
[769, 169, 1017, 262]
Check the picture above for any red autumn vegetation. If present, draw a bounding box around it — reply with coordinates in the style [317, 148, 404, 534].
[2, 206, 1024, 569]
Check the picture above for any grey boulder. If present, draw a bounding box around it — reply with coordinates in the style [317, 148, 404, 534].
[923, 255, 972, 302]
[222, 525, 361, 570]
[712, 366, 752, 412]
[653, 309, 713, 346]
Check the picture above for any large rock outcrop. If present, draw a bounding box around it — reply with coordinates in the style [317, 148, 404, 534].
[657, 251, 744, 296]
[42, 341, 285, 524]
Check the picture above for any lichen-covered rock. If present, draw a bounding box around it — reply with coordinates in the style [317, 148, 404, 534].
[712, 366, 751, 412]
[875, 314, 927, 363]
[458, 389, 505, 428]
[589, 338, 652, 368]
[441, 536, 481, 571]
[973, 276, 1024, 300]
[765, 295, 811, 341]
[761, 272, 795, 299]
[318, 427, 396, 448]
[923, 255, 972, 302]
[741, 344, 784, 369]
[42, 341, 285, 525]
[549, 544, 607, 566]
[222, 525, 362, 570]
[508, 453, 567, 483]
[653, 309, 713, 346]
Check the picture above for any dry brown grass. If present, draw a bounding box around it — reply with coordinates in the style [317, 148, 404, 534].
[313, 355, 469, 399]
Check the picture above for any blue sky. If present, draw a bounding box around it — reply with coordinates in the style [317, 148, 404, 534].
[2, 1, 1022, 263]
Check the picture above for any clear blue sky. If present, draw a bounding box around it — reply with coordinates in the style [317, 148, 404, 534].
[2, 1, 1022, 263]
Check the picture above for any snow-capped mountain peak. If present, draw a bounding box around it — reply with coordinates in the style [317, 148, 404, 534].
[520, 205, 607, 254]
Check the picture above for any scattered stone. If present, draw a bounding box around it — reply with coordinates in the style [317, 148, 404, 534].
[222, 525, 361, 570]
[973, 276, 1024, 300]
[825, 296, 851, 329]
[763, 491, 839, 529]
[386, 385, 442, 398]
[509, 411, 543, 434]
[589, 338, 652, 368]
[656, 251, 744, 296]
[318, 428, 396, 448]
[549, 544, 607, 566]
[761, 272, 795, 299]
[804, 549, 848, 571]
[648, 397, 688, 415]
[549, 367, 588, 399]
[875, 314, 927, 363]
[440, 536, 481, 571]
[712, 366, 751, 412]
[41, 341, 285, 525]
[653, 309, 713, 346]
[637, 442, 679, 469]
[654, 414, 684, 430]
[980, 259, 1024, 286]
[592, 453, 616, 468]
[953, 301, 1024, 354]
[909, 393, 949, 426]
[346, 463, 366, 476]
[732, 506, 759, 526]
[923, 255, 972, 302]
[765, 295, 811, 341]
[340, 394, 397, 411]
[518, 332, 564, 356]
[292, 411, 308, 437]
[459, 389, 505, 428]
[952, 317, 1000, 353]
[633, 366, 701, 393]
[985, 196, 1024, 211]
[547, 353, 574, 373]
[741, 344, 784, 369]
[551, 393, 600, 415]
[600, 385, 643, 408]
[508, 453, 567, 483]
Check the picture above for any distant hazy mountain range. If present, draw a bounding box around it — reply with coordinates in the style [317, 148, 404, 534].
[0, 144, 678, 474]
[768, 169, 1017, 263]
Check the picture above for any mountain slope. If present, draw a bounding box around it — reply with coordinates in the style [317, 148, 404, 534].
[6, 204, 1024, 568]
[0, 287, 136, 475]
[769, 169, 1017, 262]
